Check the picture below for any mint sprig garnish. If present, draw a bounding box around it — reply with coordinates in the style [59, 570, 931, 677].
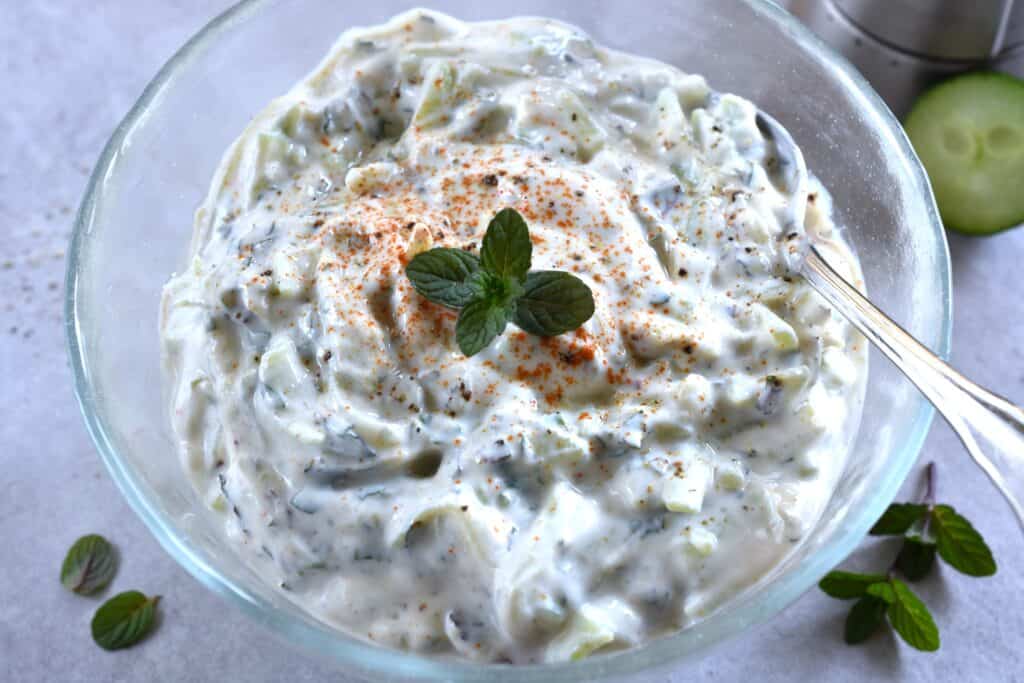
[819, 462, 996, 651]
[405, 208, 595, 356]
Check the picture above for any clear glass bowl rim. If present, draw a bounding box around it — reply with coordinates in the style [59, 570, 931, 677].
[65, 0, 952, 679]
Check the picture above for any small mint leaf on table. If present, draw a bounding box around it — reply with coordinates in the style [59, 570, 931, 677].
[405, 248, 481, 308]
[895, 535, 937, 581]
[456, 298, 511, 356]
[881, 579, 940, 652]
[845, 596, 889, 644]
[865, 580, 895, 603]
[60, 534, 117, 596]
[870, 503, 928, 536]
[91, 591, 161, 651]
[513, 271, 596, 337]
[480, 207, 532, 280]
[932, 505, 997, 577]
[819, 571, 889, 599]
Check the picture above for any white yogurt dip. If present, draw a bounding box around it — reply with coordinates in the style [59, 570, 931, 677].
[161, 9, 866, 663]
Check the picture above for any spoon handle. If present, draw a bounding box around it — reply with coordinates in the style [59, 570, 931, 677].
[803, 246, 1024, 530]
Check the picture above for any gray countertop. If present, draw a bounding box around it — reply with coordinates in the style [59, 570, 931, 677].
[2, 2, 1022, 681]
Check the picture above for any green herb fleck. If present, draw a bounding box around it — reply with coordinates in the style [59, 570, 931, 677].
[932, 504, 997, 576]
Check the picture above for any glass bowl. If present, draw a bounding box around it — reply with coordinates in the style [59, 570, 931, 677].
[66, 0, 951, 679]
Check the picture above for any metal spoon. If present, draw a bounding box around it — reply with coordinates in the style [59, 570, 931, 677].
[756, 110, 1024, 530]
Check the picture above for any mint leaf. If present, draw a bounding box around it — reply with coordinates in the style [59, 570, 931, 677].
[467, 269, 523, 307]
[865, 580, 895, 603]
[884, 579, 940, 651]
[480, 208, 531, 280]
[404, 209, 595, 355]
[845, 596, 888, 644]
[932, 505, 997, 577]
[91, 591, 160, 651]
[513, 271, 595, 337]
[866, 579, 940, 650]
[405, 248, 481, 308]
[895, 536, 937, 581]
[456, 298, 510, 356]
[819, 571, 889, 599]
[870, 503, 928, 535]
[60, 534, 117, 596]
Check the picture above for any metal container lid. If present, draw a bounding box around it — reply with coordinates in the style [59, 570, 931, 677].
[786, 0, 1023, 115]
[832, 0, 1015, 62]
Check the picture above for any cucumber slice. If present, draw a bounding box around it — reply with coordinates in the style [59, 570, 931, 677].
[904, 71, 1024, 235]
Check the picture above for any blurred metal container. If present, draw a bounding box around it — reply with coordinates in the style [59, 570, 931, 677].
[785, 0, 1023, 116]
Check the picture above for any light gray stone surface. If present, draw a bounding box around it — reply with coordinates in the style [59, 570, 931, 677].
[1, 2, 1022, 681]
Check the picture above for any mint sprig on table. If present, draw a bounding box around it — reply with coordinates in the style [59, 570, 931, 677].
[405, 208, 596, 356]
[819, 462, 996, 651]
[59, 533, 163, 650]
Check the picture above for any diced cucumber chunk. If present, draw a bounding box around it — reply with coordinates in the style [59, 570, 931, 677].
[547, 611, 613, 662]
[344, 161, 398, 194]
[558, 90, 606, 161]
[716, 459, 746, 491]
[662, 459, 711, 514]
[653, 87, 689, 149]
[271, 247, 315, 298]
[527, 414, 589, 464]
[905, 71, 1024, 234]
[259, 337, 305, 394]
[681, 526, 718, 556]
[414, 61, 457, 127]
[279, 103, 320, 140]
[287, 421, 325, 446]
[209, 493, 227, 512]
